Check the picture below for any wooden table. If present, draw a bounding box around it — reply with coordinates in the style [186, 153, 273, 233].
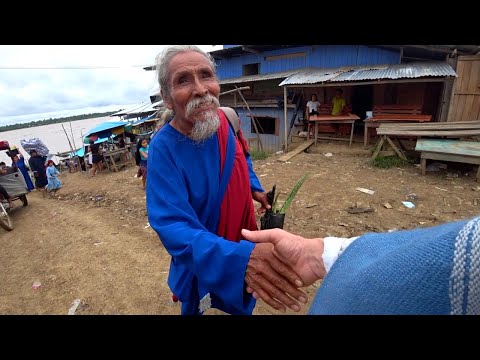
[309, 114, 360, 147]
[102, 148, 132, 172]
[415, 139, 480, 180]
[364, 114, 432, 147]
[372, 121, 480, 161]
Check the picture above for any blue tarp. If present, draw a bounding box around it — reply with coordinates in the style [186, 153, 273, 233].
[83, 121, 126, 137]
[76, 136, 113, 157]
[132, 113, 155, 126]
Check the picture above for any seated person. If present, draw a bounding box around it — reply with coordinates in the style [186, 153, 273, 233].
[306, 94, 321, 119]
[0, 162, 16, 175]
[331, 88, 347, 116]
[0, 183, 13, 209]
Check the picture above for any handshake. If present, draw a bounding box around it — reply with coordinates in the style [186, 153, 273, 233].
[242, 228, 327, 313]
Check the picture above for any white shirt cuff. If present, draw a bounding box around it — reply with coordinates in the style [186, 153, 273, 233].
[322, 236, 359, 273]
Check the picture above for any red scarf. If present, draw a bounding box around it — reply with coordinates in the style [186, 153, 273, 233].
[216, 110, 258, 241]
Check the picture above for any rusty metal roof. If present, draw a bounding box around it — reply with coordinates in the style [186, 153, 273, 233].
[279, 62, 456, 86]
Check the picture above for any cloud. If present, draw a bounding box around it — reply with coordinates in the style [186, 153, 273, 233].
[0, 45, 220, 126]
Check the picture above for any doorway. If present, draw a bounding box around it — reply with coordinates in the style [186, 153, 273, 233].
[351, 85, 374, 121]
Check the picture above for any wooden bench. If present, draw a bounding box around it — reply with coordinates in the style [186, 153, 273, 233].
[415, 138, 480, 181]
[364, 104, 430, 147]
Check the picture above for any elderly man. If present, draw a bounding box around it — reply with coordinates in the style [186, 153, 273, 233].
[146, 45, 307, 315]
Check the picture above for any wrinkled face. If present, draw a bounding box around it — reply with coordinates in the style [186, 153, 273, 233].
[163, 51, 220, 124]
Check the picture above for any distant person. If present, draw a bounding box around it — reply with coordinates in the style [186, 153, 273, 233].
[0, 183, 14, 209]
[135, 138, 149, 190]
[0, 162, 15, 175]
[28, 150, 48, 190]
[331, 88, 347, 116]
[88, 139, 103, 176]
[12, 152, 35, 191]
[117, 135, 126, 149]
[306, 94, 321, 119]
[45, 160, 62, 193]
[0, 163, 14, 208]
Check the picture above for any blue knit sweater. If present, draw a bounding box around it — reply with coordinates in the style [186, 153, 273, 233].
[309, 217, 480, 315]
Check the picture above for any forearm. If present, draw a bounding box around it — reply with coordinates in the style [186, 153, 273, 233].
[246, 155, 263, 193]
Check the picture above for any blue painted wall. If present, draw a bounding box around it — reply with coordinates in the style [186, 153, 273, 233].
[214, 45, 400, 80]
[236, 107, 296, 152]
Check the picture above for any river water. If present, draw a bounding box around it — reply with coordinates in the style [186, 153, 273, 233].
[0, 116, 117, 164]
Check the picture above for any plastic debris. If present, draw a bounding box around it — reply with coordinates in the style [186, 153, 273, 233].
[402, 201, 415, 208]
[32, 281, 41, 290]
[68, 299, 82, 315]
[356, 187, 375, 195]
[383, 203, 393, 209]
[324, 153, 333, 157]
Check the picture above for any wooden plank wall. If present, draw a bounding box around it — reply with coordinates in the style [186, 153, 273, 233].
[448, 55, 480, 122]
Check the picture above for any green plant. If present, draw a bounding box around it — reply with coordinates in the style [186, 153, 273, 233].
[250, 150, 269, 160]
[272, 172, 310, 214]
[372, 156, 412, 169]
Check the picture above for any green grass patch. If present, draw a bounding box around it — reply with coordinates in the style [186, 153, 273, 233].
[372, 156, 412, 169]
[250, 150, 269, 160]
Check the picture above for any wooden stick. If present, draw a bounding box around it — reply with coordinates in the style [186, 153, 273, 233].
[220, 86, 250, 96]
[234, 85, 264, 152]
[61, 124, 75, 153]
[69, 122, 77, 151]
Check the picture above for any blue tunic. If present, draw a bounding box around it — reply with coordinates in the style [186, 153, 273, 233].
[46, 166, 62, 191]
[15, 157, 34, 191]
[147, 122, 263, 315]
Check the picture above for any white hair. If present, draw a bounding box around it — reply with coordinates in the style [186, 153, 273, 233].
[155, 45, 217, 101]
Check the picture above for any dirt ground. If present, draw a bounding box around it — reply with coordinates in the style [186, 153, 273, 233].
[1, 140, 479, 315]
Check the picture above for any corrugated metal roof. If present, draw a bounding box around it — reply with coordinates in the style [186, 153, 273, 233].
[219, 69, 303, 85]
[279, 62, 456, 86]
[110, 101, 163, 117]
[278, 67, 341, 85]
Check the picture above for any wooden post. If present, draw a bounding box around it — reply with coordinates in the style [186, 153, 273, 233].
[445, 55, 459, 122]
[69, 122, 77, 151]
[284, 86, 288, 152]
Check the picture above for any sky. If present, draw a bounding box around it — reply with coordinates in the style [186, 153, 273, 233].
[0, 45, 222, 126]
